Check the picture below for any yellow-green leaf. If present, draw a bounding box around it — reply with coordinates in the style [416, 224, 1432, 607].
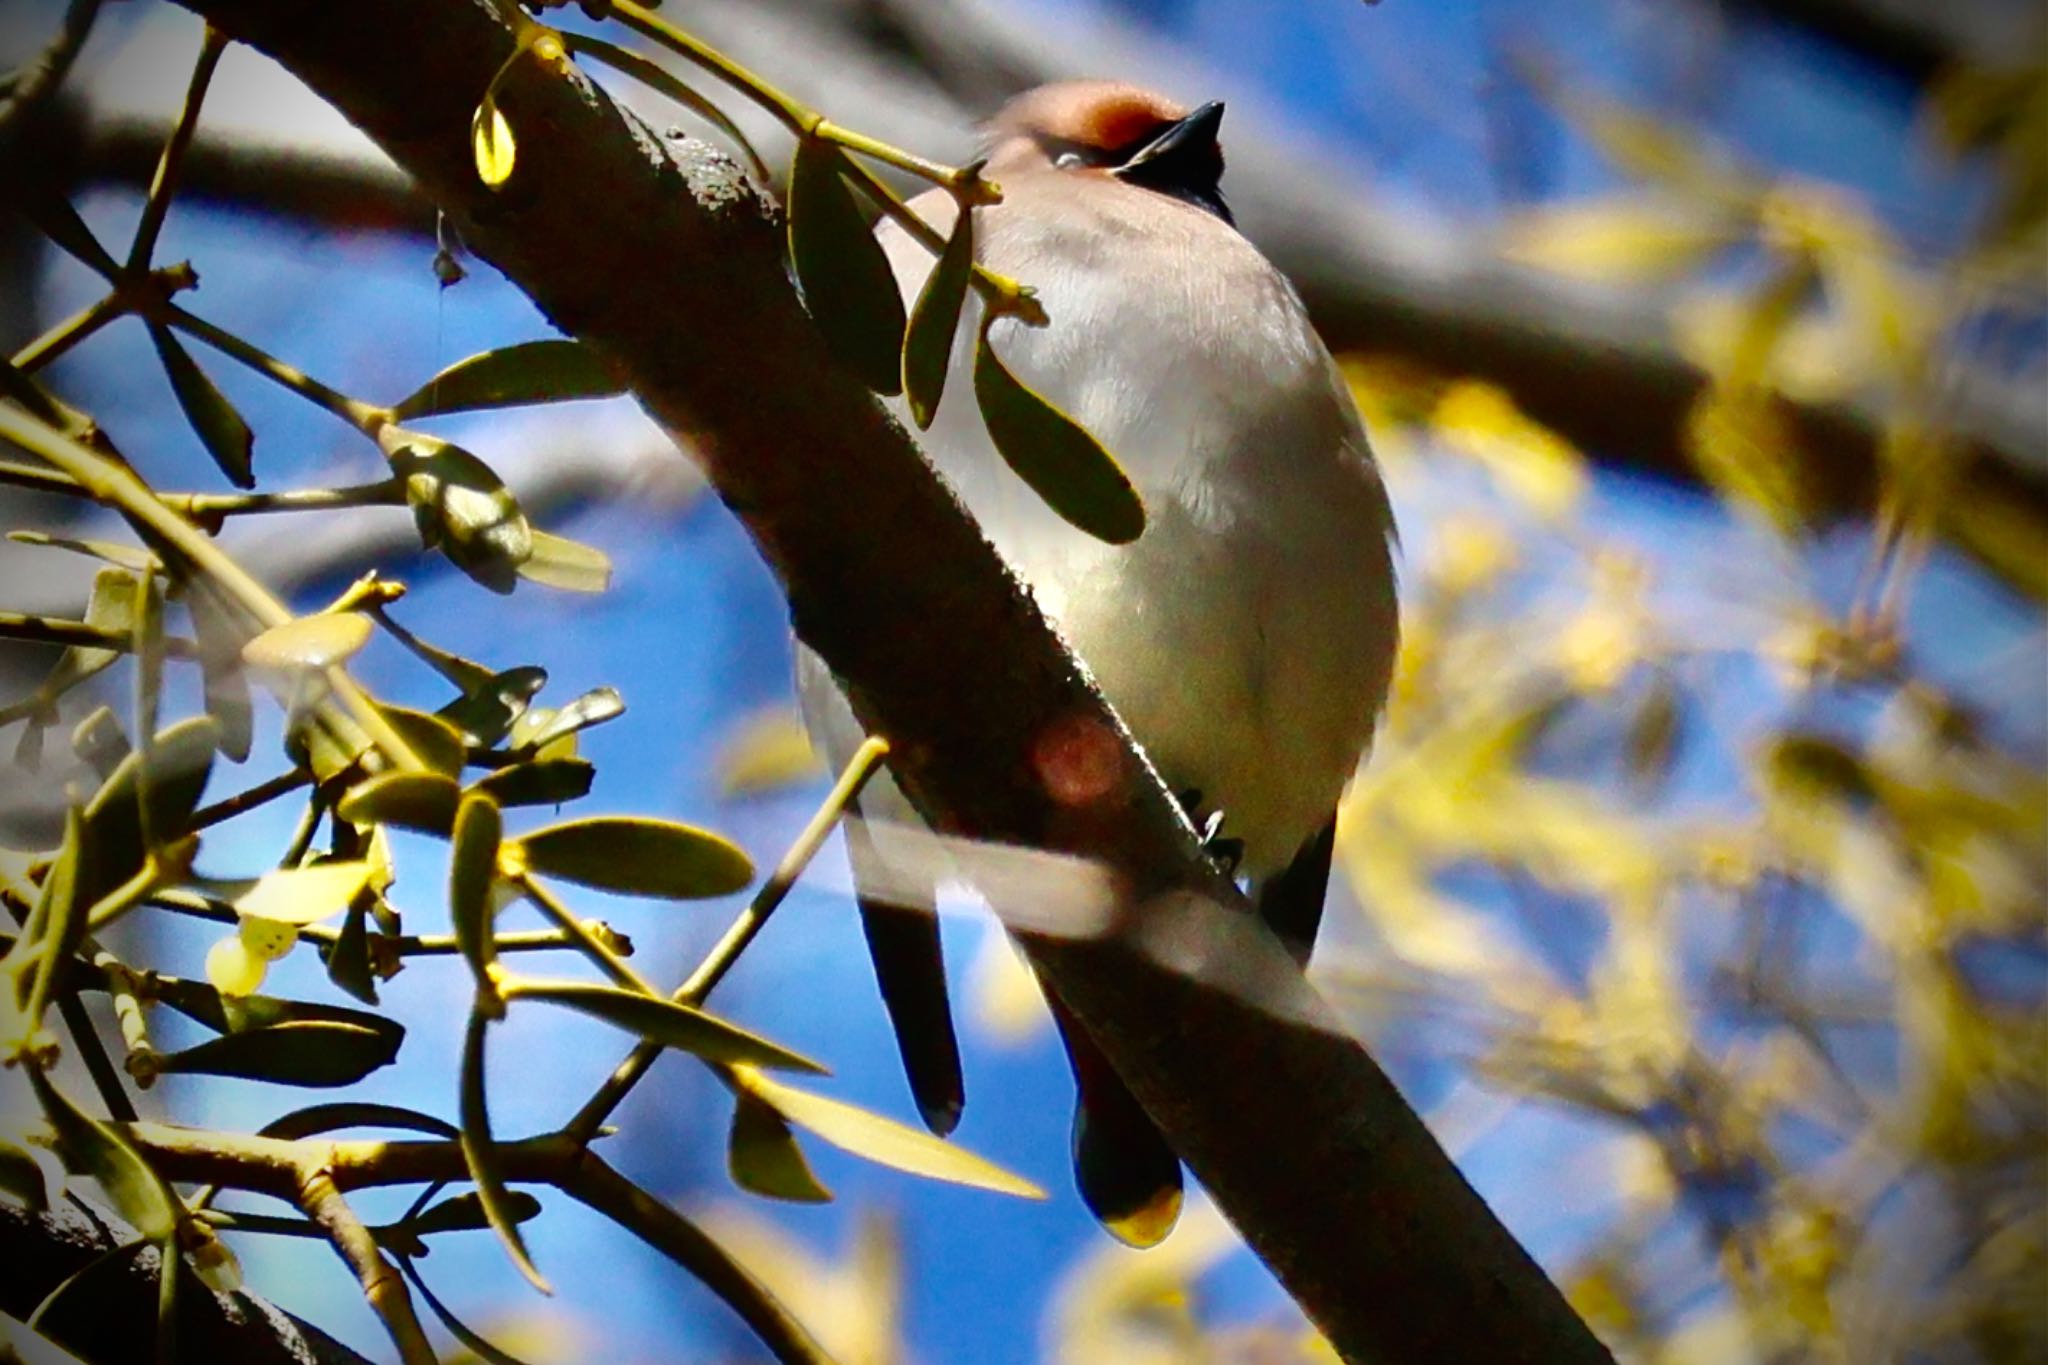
[517, 530, 613, 594]
[392, 340, 624, 420]
[729, 1091, 832, 1203]
[26, 1066, 178, 1241]
[973, 325, 1145, 545]
[242, 613, 373, 672]
[473, 96, 517, 189]
[21, 809, 87, 1027]
[153, 1019, 400, 1087]
[511, 816, 752, 899]
[336, 771, 461, 836]
[903, 205, 975, 428]
[80, 716, 217, 906]
[733, 1067, 1044, 1199]
[438, 665, 549, 747]
[147, 322, 255, 488]
[788, 136, 906, 395]
[1501, 197, 1738, 284]
[451, 794, 503, 995]
[505, 687, 622, 753]
[459, 1009, 550, 1292]
[502, 977, 824, 1073]
[233, 860, 375, 926]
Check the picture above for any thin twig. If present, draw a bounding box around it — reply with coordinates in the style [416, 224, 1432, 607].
[296, 1162, 437, 1365]
[0, 612, 199, 659]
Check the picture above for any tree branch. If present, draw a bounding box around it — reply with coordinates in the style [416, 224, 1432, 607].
[295, 1165, 437, 1365]
[148, 2, 1616, 1360]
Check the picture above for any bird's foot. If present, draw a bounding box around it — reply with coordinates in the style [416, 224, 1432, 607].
[1176, 789, 1243, 876]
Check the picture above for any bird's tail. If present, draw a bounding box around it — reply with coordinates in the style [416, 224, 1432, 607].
[1049, 995, 1183, 1248]
[848, 810, 965, 1137]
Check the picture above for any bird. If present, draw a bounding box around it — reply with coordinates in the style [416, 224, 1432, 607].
[796, 79, 1399, 1246]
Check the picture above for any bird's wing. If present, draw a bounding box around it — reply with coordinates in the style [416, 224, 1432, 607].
[1254, 815, 1337, 966]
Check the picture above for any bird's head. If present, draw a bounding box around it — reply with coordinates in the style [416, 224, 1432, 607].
[984, 81, 1232, 224]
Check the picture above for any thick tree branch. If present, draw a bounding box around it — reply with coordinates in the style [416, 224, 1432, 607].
[152, 1, 1615, 1361]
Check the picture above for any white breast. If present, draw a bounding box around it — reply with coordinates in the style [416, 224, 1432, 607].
[860, 181, 1398, 875]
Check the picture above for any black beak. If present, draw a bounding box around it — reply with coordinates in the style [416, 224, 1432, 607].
[1111, 101, 1230, 222]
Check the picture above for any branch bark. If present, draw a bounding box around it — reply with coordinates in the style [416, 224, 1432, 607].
[161, 1, 1612, 1360]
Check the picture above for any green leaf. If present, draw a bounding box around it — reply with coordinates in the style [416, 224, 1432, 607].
[241, 612, 373, 672]
[148, 973, 404, 1045]
[729, 1091, 832, 1203]
[335, 771, 460, 836]
[398, 1189, 541, 1240]
[903, 204, 975, 428]
[459, 1009, 550, 1293]
[438, 666, 549, 747]
[22, 808, 86, 1024]
[451, 794, 503, 995]
[30, 567, 133, 710]
[80, 716, 217, 906]
[516, 530, 613, 594]
[326, 899, 379, 1004]
[154, 1019, 401, 1087]
[25, 1067, 178, 1241]
[185, 583, 254, 763]
[735, 1067, 1044, 1199]
[259, 1101, 457, 1141]
[383, 428, 533, 594]
[468, 757, 595, 809]
[502, 977, 826, 1074]
[397, 1255, 547, 1365]
[505, 687, 623, 753]
[512, 816, 753, 900]
[391, 340, 625, 420]
[233, 860, 375, 926]
[787, 136, 906, 395]
[147, 322, 255, 488]
[0, 1137, 56, 1211]
[973, 324, 1145, 545]
[561, 32, 771, 185]
[21, 190, 120, 279]
[378, 704, 469, 777]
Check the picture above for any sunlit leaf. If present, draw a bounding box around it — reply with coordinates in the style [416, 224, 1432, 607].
[788, 136, 906, 395]
[383, 429, 534, 594]
[459, 1009, 550, 1292]
[716, 709, 819, 797]
[1501, 196, 1738, 284]
[233, 861, 375, 926]
[153, 1019, 401, 1087]
[242, 612, 373, 672]
[473, 95, 517, 188]
[451, 794, 504, 999]
[335, 771, 460, 835]
[1430, 381, 1588, 521]
[25, 1067, 178, 1241]
[147, 322, 255, 488]
[22, 808, 87, 1027]
[729, 1091, 833, 1203]
[392, 340, 624, 420]
[505, 687, 622, 753]
[1684, 386, 1811, 537]
[973, 324, 1145, 544]
[502, 977, 824, 1073]
[511, 816, 752, 899]
[733, 1067, 1044, 1199]
[903, 205, 975, 427]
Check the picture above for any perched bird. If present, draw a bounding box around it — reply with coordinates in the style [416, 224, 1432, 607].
[797, 80, 1399, 1246]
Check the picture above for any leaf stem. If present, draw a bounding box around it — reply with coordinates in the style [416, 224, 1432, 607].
[129, 27, 229, 272]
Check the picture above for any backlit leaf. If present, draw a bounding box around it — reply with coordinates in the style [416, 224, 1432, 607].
[473, 96, 517, 188]
[451, 794, 504, 997]
[392, 340, 623, 420]
[974, 324, 1145, 545]
[147, 323, 254, 488]
[517, 530, 613, 593]
[233, 861, 375, 926]
[25, 1067, 178, 1241]
[788, 136, 906, 395]
[729, 1091, 833, 1203]
[335, 771, 461, 836]
[502, 977, 824, 1073]
[512, 815, 753, 899]
[903, 205, 975, 428]
[153, 1019, 400, 1087]
[505, 687, 622, 753]
[733, 1067, 1044, 1199]
[459, 1009, 550, 1292]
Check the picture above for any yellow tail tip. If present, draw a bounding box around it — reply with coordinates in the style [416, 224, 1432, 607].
[1103, 1184, 1183, 1248]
